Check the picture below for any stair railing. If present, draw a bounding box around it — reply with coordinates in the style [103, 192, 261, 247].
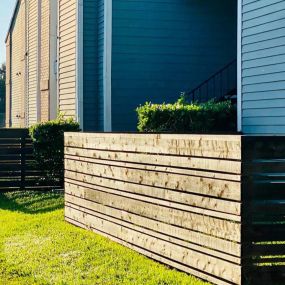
[183, 59, 237, 102]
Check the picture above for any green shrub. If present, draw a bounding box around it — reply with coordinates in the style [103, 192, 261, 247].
[0, 78, 5, 114]
[136, 98, 237, 133]
[29, 115, 80, 187]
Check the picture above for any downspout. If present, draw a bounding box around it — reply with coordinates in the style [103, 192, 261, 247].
[8, 36, 12, 127]
[237, 0, 242, 132]
[24, 0, 28, 127]
[56, 0, 60, 119]
[76, 0, 84, 129]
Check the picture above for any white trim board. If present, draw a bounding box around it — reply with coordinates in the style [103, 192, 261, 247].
[103, 0, 112, 132]
[50, 0, 58, 121]
[56, 0, 60, 120]
[76, 0, 84, 129]
[237, 0, 242, 133]
[37, 0, 42, 123]
[24, 1, 28, 127]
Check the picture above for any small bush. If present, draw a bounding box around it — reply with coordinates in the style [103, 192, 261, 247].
[29, 115, 80, 187]
[136, 98, 237, 133]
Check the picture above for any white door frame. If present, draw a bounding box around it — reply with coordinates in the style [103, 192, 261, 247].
[237, 0, 242, 132]
[37, 0, 42, 123]
[76, 0, 84, 129]
[103, 0, 112, 132]
[50, 0, 58, 121]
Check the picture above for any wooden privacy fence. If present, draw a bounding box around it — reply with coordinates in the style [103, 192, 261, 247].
[0, 128, 58, 190]
[64, 133, 285, 285]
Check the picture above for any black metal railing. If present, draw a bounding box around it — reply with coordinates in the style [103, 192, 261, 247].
[183, 59, 237, 102]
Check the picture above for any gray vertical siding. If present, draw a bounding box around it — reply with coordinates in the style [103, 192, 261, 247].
[111, 0, 237, 131]
[83, 0, 99, 131]
[241, 0, 285, 134]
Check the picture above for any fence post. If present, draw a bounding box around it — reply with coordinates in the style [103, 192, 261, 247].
[241, 136, 254, 285]
[20, 130, 26, 190]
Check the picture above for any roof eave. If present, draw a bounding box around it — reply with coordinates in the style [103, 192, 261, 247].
[5, 0, 20, 43]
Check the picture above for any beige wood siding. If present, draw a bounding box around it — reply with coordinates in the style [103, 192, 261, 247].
[5, 34, 11, 127]
[7, 0, 57, 127]
[27, 0, 39, 126]
[58, 0, 77, 119]
[10, 1, 26, 127]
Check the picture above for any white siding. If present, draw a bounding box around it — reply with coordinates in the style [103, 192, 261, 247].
[241, 0, 285, 134]
[27, 0, 39, 126]
[58, 0, 77, 119]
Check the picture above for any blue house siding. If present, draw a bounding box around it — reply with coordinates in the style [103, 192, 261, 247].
[83, 0, 99, 131]
[111, 0, 237, 131]
[241, 0, 285, 134]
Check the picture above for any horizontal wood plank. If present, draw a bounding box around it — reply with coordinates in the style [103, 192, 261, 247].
[65, 133, 242, 160]
[65, 154, 241, 181]
[65, 146, 242, 174]
[65, 174, 241, 216]
[65, 184, 241, 241]
[65, 193, 241, 257]
[66, 216, 236, 285]
[65, 159, 241, 201]
[66, 206, 242, 285]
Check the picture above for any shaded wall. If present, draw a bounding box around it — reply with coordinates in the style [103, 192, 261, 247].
[111, 0, 237, 130]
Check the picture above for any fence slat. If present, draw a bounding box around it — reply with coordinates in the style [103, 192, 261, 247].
[0, 128, 60, 190]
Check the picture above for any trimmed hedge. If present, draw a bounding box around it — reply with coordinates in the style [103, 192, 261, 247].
[136, 98, 237, 133]
[29, 116, 80, 187]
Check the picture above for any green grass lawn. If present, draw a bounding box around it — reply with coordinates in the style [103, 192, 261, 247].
[0, 191, 208, 285]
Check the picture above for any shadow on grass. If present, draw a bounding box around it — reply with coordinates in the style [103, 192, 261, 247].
[0, 190, 64, 214]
